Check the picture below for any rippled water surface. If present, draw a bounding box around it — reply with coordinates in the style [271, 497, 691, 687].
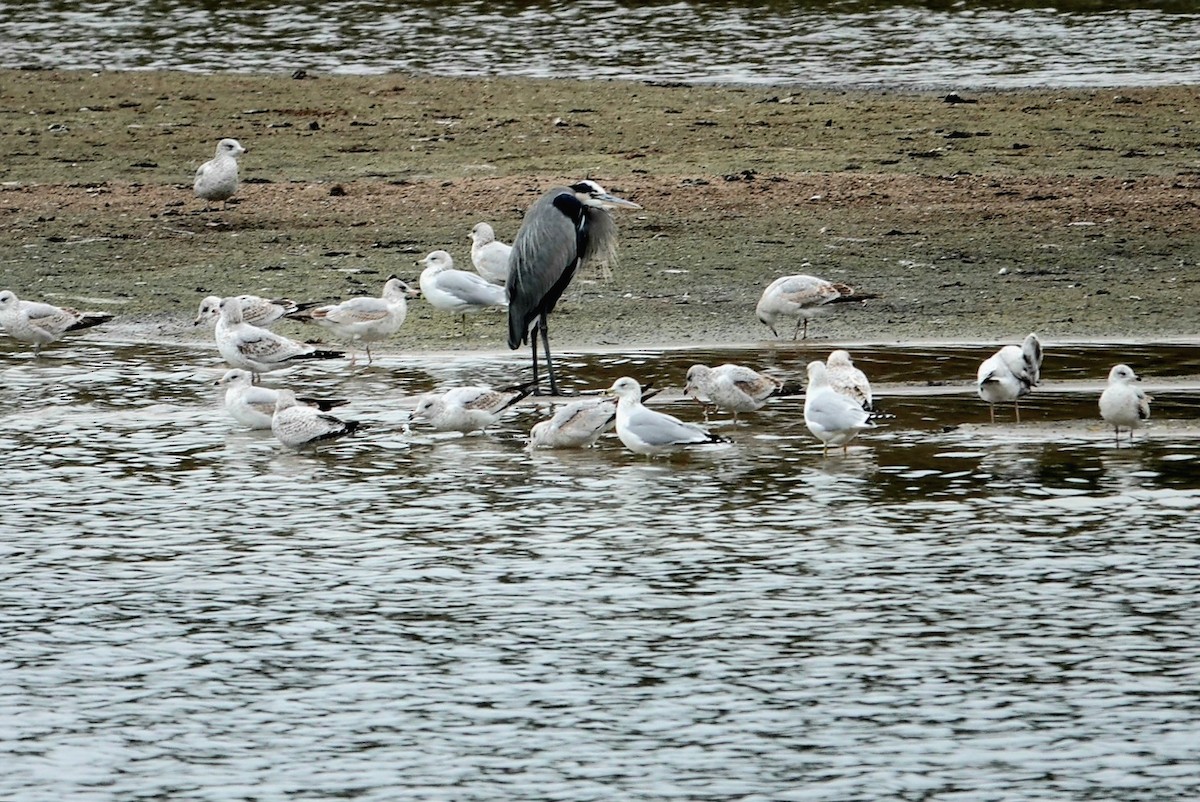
[2, 0, 1199, 87]
[2, 337, 1199, 800]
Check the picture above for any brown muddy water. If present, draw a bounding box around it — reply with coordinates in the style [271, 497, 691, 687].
[2, 336, 1199, 800]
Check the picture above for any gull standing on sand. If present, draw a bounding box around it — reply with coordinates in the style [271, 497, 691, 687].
[683, 363, 791, 422]
[215, 296, 343, 375]
[1099, 364, 1152, 445]
[607, 376, 721, 456]
[804, 360, 877, 456]
[215, 369, 348, 430]
[299, 277, 419, 365]
[271, 389, 361, 448]
[756, 274, 858, 340]
[825, 349, 874, 410]
[193, 138, 246, 208]
[195, 294, 308, 328]
[419, 250, 508, 335]
[0, 290, 113, 356]
[411, 383, 535, 435]
[976, 333, 1043, 423]
[470, 222, 512, 285]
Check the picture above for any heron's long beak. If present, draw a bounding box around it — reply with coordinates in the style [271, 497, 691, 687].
[596, 193, 642, 210]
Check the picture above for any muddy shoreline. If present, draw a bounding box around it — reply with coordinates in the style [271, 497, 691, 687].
[2, 70, 1198, 354]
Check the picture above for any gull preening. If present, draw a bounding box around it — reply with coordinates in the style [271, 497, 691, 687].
[195, 294, 308, 329]
[607, 376, 721, 456]
[300, 277, 419, 365]
[1099, 364, 1152, 445]
[803, 360, 878, 456]
[756, 274, 858, 340]
[215, 296, 343, 375]
[271, 388, 361, 448]
[976, 333, 1043, 423]
[419, 250, 508, 335]
[193, 137, 246, 208]
[0, 290, 113, 356]
[411, 383, 535, 434]
[825, 349, 874, 410]
[683, 363, 794, 422]
[216, 368, 347, 430]
[507, 180, 641, 395]
[470, 222, 512, 285]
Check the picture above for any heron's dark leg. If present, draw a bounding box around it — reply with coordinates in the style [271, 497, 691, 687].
[529, 321, 541, 392]
[539, 314, 559, 396]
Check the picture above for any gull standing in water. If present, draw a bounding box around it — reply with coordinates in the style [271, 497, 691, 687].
[976, 333, 1043, 423]
[193, 138, 246, 209]
[804, 360, 877, 456]
[215, 369, 348, 430]
[607, 376, 721, 456]
[683, 363, 794, 422]
[419, 250, 508, 335]
[508, 180, 641, 395]
[0, 290, 113, 356]
[195, 294, 309, 329]
[411, 383, 535, 435]
[271, 389, 361, 448]
[756, 274, 858, 340]
[470, 222, 512, 285]
[825, 349, 874, 410]
[299, 277, 419, 365]
[215, 296, 342, 375]
[1099, 363, 1152, 445]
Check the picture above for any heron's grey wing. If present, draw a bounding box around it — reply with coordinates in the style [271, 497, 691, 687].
[507, 187, 579, 346]
[626, 406, 709, 446]
[437, 271, 507, 307]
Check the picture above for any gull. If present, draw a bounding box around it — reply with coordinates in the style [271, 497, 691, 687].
[0, 290, 113, 356]
[825, 349, 874, 410]
[527, 386, 660, 450]
[683, 363, 795, 422]
[215, 369, 347, 430]
[299, 277, 419, 365]
[411, 383, 535, 435]
[215, 296, 343, 375]
[607, 376, 721, 456]
[977, 333, 1043, 423]
[756, 274, 858, 340]
[271, 389, 361, 448]
[193, 138, 246, 208]
[470, 222, 512, 285]
[419, 250, 509, 335]
[804, 360, 877, 456]
[195, 294, 309, 329]
[1099, 364, 1152, 445]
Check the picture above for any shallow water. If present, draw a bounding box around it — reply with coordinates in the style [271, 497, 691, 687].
[2, 0, 1199, 88]
[2, 337, 1199, 800]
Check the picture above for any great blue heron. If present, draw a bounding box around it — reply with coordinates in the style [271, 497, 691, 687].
[507, 180, 641, 395]
[1099, 363, 1151, 445]
[976, 332, 1043, 422]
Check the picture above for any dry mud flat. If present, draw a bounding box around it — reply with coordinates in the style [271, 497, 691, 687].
[1, 70, 1198, 349]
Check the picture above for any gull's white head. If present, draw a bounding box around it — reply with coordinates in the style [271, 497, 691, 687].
[412, 393, 441, 420]
[827, 350, 853, 368]
[606, 376, 643, 402]
[216, 138, 246, 159]
[383, 277, 420, 300]
[684, 364, 712, 397]
[420, 250, 455, 275]
[195, 295, 223, 325]
[273, 388, 299, 412]
[1107, 363, 1139, 384]
[806, 360, 830, 390]
[216, 368, 255, 388]
[569, 180, 642, 210]
[218, 296, 245, 325]
[0, 290, 19, 311]
[470, 222, 496, 245]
